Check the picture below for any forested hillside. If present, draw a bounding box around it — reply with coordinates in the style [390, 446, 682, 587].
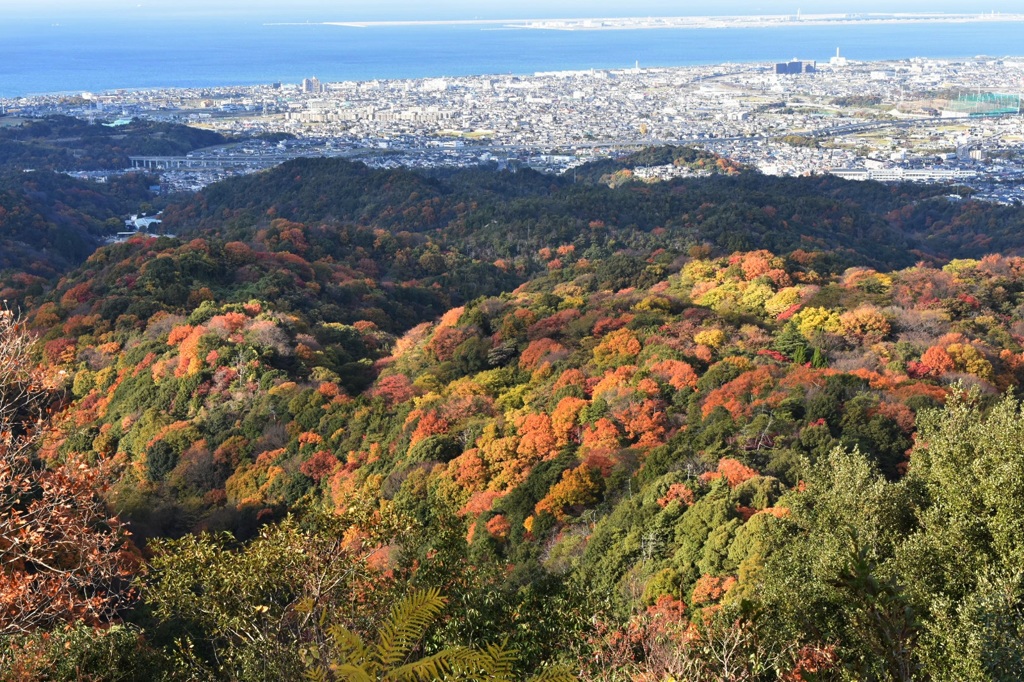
[0, 170, 155, 301]
[164, 155, 1024, 271]
[164, 157, 929, 272]
[0, 115, 242, 304]
[2, 149, 1024, 680]
[0, 116, 231, 171]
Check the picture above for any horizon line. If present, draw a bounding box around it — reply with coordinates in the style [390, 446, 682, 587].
[264, 12, 1024, 29]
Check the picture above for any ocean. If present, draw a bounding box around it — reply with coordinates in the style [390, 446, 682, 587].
[3, 18, 1023, 96]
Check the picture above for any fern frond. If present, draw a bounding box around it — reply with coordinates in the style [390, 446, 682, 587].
[384, 646, 490, 681]
[375, 587, 447, 669]
[327, 663, 376, 682]
[529, 665, 580, 682]
[304, 665, 331, 682]
[328, 623, 368, 654]
[478, 642, 518, 678]
[327, 623, 371, 667]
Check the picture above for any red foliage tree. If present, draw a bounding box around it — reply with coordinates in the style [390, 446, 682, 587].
[42, 338, 76, 365]
[427, 326, 471, 362]
[520, 338, 568, 370]
[300, 451, 340, 482]
[370, 374, 415, 406]
[409, 410, 449, 446]
[526, 309, 581, 340]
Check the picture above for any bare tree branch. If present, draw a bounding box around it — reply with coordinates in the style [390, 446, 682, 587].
[0, 308, 138, 635]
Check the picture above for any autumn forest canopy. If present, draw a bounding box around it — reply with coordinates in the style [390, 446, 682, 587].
[1, 135, 1024, 681]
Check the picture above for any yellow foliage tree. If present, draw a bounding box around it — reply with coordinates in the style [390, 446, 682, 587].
[694, 329, 727, 349]
[592, 329, 642, 367]
[946, 343, 995, 382]
[838, 306, 891, 344]
[791, 307, 842, 340]
[534, 464, 603, 522]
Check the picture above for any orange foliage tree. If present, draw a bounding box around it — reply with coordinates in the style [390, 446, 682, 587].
[485, 514, 512, 540]
[650, 359, 698, 391]
[516, 413, 559, 462]
[581, 418, 622, 452]
[551, 396, 589, 447]
[740, 251, 774, 280]
[701, 367, 776, 419]
[658, 483, 696, 508]
[700, 458, 759, 487]
[690, 575, 737, 606]
[620, 399, 669, 448]
[919, 344, 956, 377]
[409, 410, 449, 446]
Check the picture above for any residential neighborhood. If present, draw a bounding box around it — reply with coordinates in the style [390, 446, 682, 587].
[6, 55, 1023, 201]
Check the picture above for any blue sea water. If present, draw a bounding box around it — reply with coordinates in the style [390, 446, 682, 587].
[2, 18, 1023, 96]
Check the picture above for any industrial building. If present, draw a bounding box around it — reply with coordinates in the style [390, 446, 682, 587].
[775, 60, 816, 75]
[830, 167, 976, 182]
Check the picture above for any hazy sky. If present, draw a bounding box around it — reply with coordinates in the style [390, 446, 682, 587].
[10, 0, 1024, 21]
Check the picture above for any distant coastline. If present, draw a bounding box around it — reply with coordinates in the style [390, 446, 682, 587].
[267, 12, 1024, 31]
[6, 16, 1024, 98]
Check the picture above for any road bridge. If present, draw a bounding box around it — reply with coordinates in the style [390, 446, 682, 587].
[129, 155, 277, 170]
[129, 148, 367, 171]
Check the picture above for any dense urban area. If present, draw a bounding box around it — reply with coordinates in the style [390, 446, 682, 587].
[5, 54, 1024, 203]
